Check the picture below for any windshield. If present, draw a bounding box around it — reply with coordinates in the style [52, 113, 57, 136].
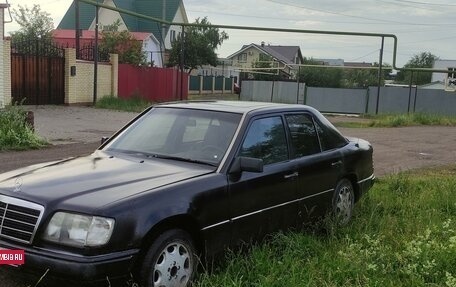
[105, 107, 242, 166]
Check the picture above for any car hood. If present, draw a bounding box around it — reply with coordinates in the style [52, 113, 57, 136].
[0, 150, 215, 211]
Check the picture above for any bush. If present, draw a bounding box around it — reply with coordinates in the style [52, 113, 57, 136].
[0, 105, 47, 150]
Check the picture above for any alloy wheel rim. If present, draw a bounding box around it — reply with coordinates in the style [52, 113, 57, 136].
[153, 242, 192, 287]
[336, 185, 353, 224]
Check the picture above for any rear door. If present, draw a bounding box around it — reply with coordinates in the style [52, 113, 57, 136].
[284, 113, 344, 224]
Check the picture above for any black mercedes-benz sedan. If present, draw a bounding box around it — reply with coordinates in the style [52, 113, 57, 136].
[0, 101, 374, 287]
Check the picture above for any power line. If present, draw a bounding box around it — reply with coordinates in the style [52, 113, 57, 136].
[264, 0, 456, 26]
[391, 0, 456, 7]
[400, 35, 456, 45]
[187, 9, 386, 25]
[372, 0, 443, 11]
[348, 49, 380, 61]
[188, 9, 456, 28]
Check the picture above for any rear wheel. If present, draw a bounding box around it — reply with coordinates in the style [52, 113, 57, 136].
[140, 229, 197, 287]
[332, 179, 355, 225]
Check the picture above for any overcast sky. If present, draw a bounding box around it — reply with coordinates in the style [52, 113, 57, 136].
[5, 0, 456, 66]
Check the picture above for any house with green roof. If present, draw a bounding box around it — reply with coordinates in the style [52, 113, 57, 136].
[58, 0, 188, 65]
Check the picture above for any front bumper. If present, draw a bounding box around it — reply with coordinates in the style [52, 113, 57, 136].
[0, 240, 140, 281]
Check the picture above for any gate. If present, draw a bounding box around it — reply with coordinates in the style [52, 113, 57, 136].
[11, 39, 65, 105]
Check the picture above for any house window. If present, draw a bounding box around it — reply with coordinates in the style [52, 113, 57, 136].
[170, 30, 176, 42]
[237, 53, 247, 63]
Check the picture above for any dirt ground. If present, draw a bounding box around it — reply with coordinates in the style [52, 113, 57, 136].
[1, 106, 455, 176]
[0, 106, 455, 286]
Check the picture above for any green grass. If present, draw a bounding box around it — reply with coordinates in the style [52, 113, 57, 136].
[195, 165, 456, 287]
[95, 96, 151, 113]
[0, 105, 47, 151]
[335, 113, 456, 128]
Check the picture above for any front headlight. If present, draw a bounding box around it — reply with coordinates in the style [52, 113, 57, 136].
[43, 212, 115, 247]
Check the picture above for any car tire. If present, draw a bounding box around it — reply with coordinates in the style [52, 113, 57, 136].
[140, 229, 197, 287]
[332, 178, 355, 225]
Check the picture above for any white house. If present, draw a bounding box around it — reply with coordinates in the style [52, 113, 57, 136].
[226, 42, 304, 79]
[431, 59, 456, 91]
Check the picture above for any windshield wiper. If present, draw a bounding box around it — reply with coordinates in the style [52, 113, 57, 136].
[149, 154, 218, 167]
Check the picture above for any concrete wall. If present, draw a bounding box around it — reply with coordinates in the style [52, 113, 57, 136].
[240, 80, 456, 115]
[65, 48, 117, 104]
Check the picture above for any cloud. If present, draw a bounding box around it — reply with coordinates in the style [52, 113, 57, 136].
[7, 0, 455, 66]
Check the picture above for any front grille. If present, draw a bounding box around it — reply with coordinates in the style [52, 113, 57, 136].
[0, 195, 44, 244]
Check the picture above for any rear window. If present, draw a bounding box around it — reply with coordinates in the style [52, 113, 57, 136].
[314, 120, 347, 151]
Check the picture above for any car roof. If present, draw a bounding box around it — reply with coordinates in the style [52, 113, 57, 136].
[155, 100, 315, 115]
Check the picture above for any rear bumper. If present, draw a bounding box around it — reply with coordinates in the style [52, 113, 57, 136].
[0, 240, 139, 281]
[357, 173, 375, 195]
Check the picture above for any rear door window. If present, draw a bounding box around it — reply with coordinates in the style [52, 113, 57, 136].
[285, 114, 321, 158]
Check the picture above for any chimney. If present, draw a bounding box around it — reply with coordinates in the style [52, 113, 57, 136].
[261, 41, 265, 47]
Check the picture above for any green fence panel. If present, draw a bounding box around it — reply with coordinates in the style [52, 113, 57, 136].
[203, 76, 213, 91]
[189, 76, 200, 91]
[215, 77, 223, 90]
[225, 78, 233, 90]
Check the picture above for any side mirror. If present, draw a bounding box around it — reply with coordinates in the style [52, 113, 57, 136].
[101, 136, 109, 145]
[229, 156, 264, 174]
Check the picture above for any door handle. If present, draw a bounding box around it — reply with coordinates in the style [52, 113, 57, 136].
[331, 160, 342, 167]
[284, 172, 299, 179]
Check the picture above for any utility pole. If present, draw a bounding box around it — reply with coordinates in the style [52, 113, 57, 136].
[161, 0, 166, 66]
[375, 36, 384, 114]
[75, 0, 80, 59]
[180, 25, 185, 100]
[93, 4, 99, 105]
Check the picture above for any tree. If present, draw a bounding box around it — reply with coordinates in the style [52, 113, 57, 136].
[396, 52, 438, 85]
[168, 17, 228, 73]
[99, 21, 146, 65]
[249, 54, 277, 81]
[11, 4, 54, 43]
[341, 63, 392, 88]
[297, 58, 343, 88]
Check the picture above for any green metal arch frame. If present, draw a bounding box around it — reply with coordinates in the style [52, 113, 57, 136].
[78, 0, 449, 74]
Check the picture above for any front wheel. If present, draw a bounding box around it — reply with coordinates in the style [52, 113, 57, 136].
[332, 179, 355, 225]
[140, 229, 197, 287]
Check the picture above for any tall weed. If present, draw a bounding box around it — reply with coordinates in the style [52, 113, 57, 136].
[0, 105, 47, 150]
[95, 96, 151, 113]
[195, 166, 456, 287]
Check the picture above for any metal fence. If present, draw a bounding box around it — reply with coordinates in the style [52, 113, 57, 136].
[240, 80, 456, 115]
